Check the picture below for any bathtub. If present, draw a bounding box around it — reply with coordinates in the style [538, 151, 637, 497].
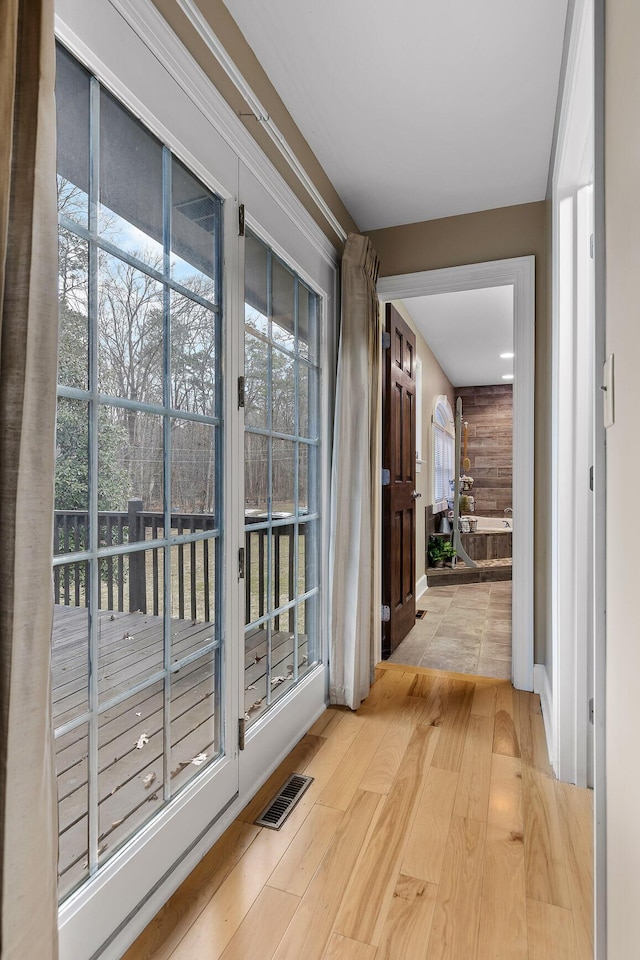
[460, 515, 512, 561]
[472, 515, 513, 533]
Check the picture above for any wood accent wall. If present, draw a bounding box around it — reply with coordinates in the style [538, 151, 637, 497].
[457, 384, 512, 517]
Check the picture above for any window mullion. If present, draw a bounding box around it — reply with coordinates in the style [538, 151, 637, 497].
[293, 280, 300, 683]
[265, 252, 273, 706]
[162, 146, 172, 803]
[87, 75, 101, 877]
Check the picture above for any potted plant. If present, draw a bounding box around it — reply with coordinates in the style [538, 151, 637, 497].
[441, 539, 458, 567]
[427, 536, 445, 567]
[428, 536, 457, 568]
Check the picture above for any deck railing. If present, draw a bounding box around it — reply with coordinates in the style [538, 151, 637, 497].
[54, 500, 302, 624]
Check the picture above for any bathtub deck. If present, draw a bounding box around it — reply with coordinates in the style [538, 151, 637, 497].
[427, 557, 512, 586]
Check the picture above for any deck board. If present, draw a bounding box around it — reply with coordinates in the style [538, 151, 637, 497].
[53, 604, 219, 892]
[53, 603, 312, 894]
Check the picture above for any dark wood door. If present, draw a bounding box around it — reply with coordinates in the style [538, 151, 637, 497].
[382, 303, 417, 658]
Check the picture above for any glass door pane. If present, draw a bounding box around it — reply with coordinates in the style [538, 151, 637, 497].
[53, 44, 228, 902]
[243, 232, 322, 728]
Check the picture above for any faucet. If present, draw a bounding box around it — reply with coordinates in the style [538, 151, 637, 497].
[503, 506, 512, 528]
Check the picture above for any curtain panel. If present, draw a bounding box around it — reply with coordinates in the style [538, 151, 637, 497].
[329, 234, 380, 709]
[0, 2, 59, 958]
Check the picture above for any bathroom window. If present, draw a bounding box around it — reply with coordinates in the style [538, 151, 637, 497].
[433, 395, 454, 511]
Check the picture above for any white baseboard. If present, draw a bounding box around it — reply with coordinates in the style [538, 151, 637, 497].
[416, 574, 428, 601]
[533, 663, 556, 771]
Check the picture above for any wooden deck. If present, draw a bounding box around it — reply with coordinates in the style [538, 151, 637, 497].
[53, 604, 308, 898]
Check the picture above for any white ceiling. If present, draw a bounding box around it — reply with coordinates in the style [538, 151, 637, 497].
[223, 0, 568, 230]
[401, 286, 514, 386]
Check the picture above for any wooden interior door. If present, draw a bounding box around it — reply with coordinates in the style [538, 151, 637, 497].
[382, 304, 417, 657]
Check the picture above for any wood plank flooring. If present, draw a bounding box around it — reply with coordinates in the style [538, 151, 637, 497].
[122, 663, 593, 960]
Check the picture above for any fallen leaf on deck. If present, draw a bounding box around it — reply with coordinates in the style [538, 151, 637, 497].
[142, 772, 156, 789]
[170, 762, 190, 778]
[111, 819, 123, 829]
[271, 676, 286, 687]
[135, 733, 149, 749]
[109, 614, 115, 621]
[135, 712, 142, 717]
[98, 842, 108, 857]
[246, 684, 256, 690]
[190, 753, 207, 766]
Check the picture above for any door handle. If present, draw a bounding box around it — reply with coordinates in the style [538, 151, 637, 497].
[412, 490, 422, 499]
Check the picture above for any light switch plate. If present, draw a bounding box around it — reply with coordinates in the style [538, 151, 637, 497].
[603, 354, 614, 428]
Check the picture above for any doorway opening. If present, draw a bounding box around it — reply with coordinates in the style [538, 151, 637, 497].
[378, 256, 535, 691]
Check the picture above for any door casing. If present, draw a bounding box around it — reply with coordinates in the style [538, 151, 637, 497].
[377, 257, 535, 692]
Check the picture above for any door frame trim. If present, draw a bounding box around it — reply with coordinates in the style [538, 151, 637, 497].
[378, 255, 535, 690]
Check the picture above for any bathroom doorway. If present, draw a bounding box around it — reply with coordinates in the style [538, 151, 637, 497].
[377, 257, 535, 690]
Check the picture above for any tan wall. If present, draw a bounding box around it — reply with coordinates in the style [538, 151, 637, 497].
[366, 201, 550, 664]
[391, 302, 455, 583]
[605, 1, 640, 953]
[148, 0, 358, 247]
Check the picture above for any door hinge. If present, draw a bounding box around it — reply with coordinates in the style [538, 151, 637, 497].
[381, 604, 391, 622]
[238, 546, 245, 579]
[238, 203, 245, 237]
[382, 331, 391, 349]
[589, 697, 594, 725]
[238, 717, 246, 751]
[589, 465, 594, 491]
[238, 375, 245, 409]
[590, 233, 594, 259]
[381, 468, 391, 486]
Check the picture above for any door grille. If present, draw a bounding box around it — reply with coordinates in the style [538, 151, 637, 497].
[254, 774, 314, 830]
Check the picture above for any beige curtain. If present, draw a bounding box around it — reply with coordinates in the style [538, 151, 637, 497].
[329, 234, 381, 709]
[0, 2, 59, 958]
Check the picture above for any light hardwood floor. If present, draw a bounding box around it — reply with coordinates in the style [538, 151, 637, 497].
[122, 664, 593, 960]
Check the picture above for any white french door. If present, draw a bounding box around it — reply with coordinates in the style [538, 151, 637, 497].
[238, 224, 328, 801]
[53, 2, 335, 957]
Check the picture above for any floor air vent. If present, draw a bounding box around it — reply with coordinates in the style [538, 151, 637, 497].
[254, 773, 314, 830]
[416, 610, 426, 620]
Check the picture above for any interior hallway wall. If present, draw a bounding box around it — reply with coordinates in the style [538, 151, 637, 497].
[366, 201, 550, 666]
[390, 301, 454, 583]
[604, 0, 640, 952]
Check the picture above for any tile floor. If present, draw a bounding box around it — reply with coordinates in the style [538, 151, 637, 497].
[388, 579, 512, 679]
